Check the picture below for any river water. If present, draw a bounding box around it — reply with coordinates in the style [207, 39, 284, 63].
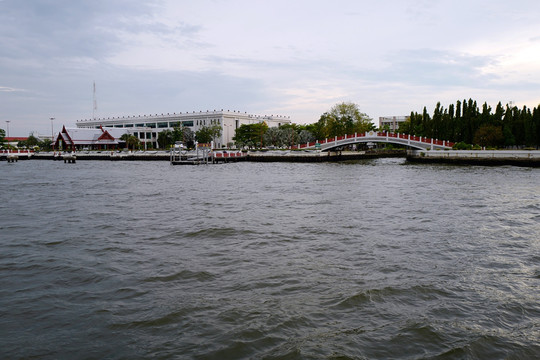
[1, 158, 539, 359]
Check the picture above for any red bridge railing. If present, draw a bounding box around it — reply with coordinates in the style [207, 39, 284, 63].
[294, 133, 455, 149]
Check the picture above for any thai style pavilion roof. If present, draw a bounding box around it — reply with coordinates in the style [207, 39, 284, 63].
[55, 126, 129, 147]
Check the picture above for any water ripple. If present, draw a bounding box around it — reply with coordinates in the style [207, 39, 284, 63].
[0, 160, 539, 359]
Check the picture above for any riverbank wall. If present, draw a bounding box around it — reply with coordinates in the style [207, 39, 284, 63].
[26, 150, 404, 163]
[246, 150, 404, 162]
[31, 152, 171, 161]
[407, 150, 540, 167]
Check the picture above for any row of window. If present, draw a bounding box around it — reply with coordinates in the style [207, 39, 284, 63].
[133, 132, 156, 140]
[107, 119, 215, 129]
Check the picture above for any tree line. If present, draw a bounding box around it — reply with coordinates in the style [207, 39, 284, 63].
[155, 124, 222, 149]
[400, 99, 540, 148]
[233, 102, 375, 148]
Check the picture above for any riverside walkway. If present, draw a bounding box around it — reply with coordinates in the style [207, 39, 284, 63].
[293, 131, 454, 151]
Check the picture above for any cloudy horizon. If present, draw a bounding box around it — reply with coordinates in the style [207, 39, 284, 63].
[2, 0, 540, 136]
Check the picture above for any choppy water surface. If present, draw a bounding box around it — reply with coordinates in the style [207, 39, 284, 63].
[1, 158, 539, 359]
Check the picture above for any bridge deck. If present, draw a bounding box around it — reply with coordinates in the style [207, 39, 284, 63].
[292, 132, 454, 151]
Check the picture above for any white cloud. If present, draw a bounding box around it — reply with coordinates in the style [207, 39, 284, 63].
[0, 86, 24, 92]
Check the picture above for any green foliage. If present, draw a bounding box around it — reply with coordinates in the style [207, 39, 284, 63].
[120, 134, 141, 150]
[406, 99, 540, 148]
[233, 122, 268, 149]
[315, 102, 373, 138]
[263, 127, 281, 147]
[169, 126, 195, 148]
[473, 124, 504, 148]
[298, 129, 315, 144]
[26, 135, 40, 147]
[5, 134, 53, 151]
[452, 141, 473, 150]
[195, 125, 222, 145]
[40, 139, 52, 151]
[157, 130, 174, 149]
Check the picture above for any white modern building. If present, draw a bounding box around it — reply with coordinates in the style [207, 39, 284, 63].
[76, 110, 292, 148]
[379, 116, 409, 133]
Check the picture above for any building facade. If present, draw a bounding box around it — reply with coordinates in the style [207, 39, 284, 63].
[76, 110, 292, 148]
[378, 116, 409, 133]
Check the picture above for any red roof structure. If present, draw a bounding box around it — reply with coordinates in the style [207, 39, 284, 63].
[54, 126, 128, 150]
[5, 137, 28, 142]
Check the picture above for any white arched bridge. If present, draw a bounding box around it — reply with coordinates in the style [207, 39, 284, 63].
[292, 132, 455, 151]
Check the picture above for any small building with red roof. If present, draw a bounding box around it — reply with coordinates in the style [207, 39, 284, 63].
[53, 126, 128, 151]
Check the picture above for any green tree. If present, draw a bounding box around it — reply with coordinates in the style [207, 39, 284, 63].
[297, 129, 315, 144]
[263, 127, 281, 147]
[26, 135, 40, 147]
[182, 127, 195, 148]
[40, 139, 52, 151]
[169, 125, 194, 148]
[172, 126, 184, 143]
[315, 102, 373, 138]
[279, 127, 297, 148]
[195, 125, 222, 145]
[120, 133, 141, 150]
[0, 128, 5, 144]
[473, 124, 504, 148]
[432, 102, 442, 139]
[407, 99, 540, 147]
[305, 118, 327, 140]
[157, 130, 174, 149]
[233, 123, 268, 149]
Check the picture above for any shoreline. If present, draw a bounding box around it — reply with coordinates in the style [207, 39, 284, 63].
[406, 149, 540, 167]
[3, 149, 540, 166]
[13, 150, 405, 163]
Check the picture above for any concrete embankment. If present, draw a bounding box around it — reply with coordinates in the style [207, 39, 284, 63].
[32, 152, 170, 161]
[407, 150, 540, 167]
[29, 150, 405, 162]
[247, 150, 404, 162]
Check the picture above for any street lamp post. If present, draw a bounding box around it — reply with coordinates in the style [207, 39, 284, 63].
[5, 120, 10, 139]
[50, 117, 55, 139]
[50, 118, 55, 151]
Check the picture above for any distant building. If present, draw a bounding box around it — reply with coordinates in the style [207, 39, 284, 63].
[379, 116, 409, 133]
[3, 137, 28, 147]
[75, 109, 292, 148]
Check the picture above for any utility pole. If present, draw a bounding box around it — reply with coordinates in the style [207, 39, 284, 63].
[50, 117, 55, 139]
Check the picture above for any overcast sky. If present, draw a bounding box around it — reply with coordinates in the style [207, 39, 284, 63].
[1, 0, 540, 136]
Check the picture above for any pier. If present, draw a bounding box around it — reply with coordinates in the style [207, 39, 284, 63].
[170, 143, 212, 165]
[1, 149, 34, 161]
[63, 154, 77, 163]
